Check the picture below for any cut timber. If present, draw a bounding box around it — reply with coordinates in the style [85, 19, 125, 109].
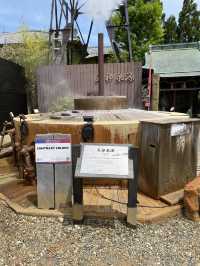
[0, 156, 18, 178]
[0, 147, 13, 159]
[160, 190, 184, 206]
[74, 96, 128, 110]
[14, 109, 189, 147]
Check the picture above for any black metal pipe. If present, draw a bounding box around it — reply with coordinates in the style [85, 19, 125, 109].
[98, 33, 105, 96]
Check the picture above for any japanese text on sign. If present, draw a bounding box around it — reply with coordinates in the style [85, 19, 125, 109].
[80, 144, 129, 176]
[96, 72, 135, 83]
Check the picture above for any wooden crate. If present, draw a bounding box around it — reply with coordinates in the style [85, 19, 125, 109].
[140, 119, 200, 199]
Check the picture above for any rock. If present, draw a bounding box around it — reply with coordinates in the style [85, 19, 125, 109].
[58, 217, 64, 223]
[184, 176, 200, 221]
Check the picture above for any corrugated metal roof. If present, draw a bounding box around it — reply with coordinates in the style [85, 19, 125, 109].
[144, 42, 200, 78]
[0, 31, 48, 45]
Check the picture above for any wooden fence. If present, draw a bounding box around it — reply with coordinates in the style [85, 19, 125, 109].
[37, 62, 142, 112]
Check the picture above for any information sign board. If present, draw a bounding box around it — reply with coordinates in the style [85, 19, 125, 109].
[75, 144, 133, 179]
[35, 134, 71, 163]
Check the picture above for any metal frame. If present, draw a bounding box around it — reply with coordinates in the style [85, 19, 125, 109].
[106, 0, 133, 62]
[49, 0, 94, 64]
[72, 144, 139, 226]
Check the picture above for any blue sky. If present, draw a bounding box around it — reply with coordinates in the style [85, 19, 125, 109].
[0, 0, 200, 46]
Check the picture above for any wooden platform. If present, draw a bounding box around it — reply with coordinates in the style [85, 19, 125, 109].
[0, 178, 182, 224]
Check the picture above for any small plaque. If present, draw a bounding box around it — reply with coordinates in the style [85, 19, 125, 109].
[171, 123, 191, 137]
[35, 134, 71, 163]
[75, 144, 133, 179]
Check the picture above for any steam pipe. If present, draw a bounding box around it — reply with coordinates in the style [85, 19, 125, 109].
[98, 33, 105, 96]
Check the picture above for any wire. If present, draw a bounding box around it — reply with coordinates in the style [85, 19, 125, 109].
[95, 187, 127, 205]
[95, 187, 178, 209]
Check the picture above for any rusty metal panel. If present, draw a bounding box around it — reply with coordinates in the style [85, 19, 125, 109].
[37, 62, 142, 112]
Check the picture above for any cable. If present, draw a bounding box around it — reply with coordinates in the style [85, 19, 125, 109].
[95, 187, 178, 209]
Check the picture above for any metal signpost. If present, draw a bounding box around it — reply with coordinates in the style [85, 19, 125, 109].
[73, 143, 138, 226]
[35, 134, 72, 209]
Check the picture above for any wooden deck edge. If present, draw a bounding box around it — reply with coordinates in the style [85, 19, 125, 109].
[137, 205, 183, 224]
[0, 192, 183, 223]
[0, 193, 67, 218]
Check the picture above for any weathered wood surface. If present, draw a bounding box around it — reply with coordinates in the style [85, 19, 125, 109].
[0, 156, 18, 178]
[14, 109, 189, 147]
[74, 96, 128, 110]
[0, 179, 182, 223]
[0, 147, 13, 159]
[152, 74, 160, 111]
[140, 120, 200, 198]
[160, 190, 184, 206]
[37, 62, 142, 112]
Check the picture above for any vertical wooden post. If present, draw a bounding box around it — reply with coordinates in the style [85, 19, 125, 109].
[152, 74, 160, 111]
[98, 33, 104, 96]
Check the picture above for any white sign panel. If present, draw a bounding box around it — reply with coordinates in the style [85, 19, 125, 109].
[171, 123, 191, 136]
[35, 135, 71, 163]
[80, 144, 129, 176]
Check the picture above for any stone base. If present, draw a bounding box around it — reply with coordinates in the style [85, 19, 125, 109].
[127, 207, 137, 226]
[72, 204, 83, 222]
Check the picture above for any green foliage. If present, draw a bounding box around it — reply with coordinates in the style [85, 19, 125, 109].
[0, 26, 49, 110]
[112, 0, 164, 61]
[49, 97, 74, 112]
[164, 15, 178, 43]
[178, 0, 200, 42]
[163, 0, 200, 43]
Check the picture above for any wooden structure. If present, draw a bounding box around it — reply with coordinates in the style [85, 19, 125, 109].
[13, 108, 200, 197]
[74, 96, 128, 110]
[140, 119, 200, 198]
[37, 62, 142, 112]
[14, 109, 189, 147]
[0, 177, 182, 224]
[144, 43, 200, 116]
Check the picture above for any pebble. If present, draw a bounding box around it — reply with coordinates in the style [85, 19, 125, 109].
[0, 202, 200, 265]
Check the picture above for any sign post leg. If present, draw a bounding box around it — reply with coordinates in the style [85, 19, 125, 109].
[72, 145, 83, 223]
[73, 178, 83, 223]
[127, 147, 139, 226]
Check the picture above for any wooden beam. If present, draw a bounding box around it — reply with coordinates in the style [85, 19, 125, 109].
[152, 74, 160, 111]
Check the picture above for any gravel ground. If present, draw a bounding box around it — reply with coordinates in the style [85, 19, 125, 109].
[0, 202, 200, 266]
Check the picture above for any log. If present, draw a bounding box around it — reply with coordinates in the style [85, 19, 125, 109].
[0, 147, 13, 159]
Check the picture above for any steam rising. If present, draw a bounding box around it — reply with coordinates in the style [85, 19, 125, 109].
[83, 0, 123, 21]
